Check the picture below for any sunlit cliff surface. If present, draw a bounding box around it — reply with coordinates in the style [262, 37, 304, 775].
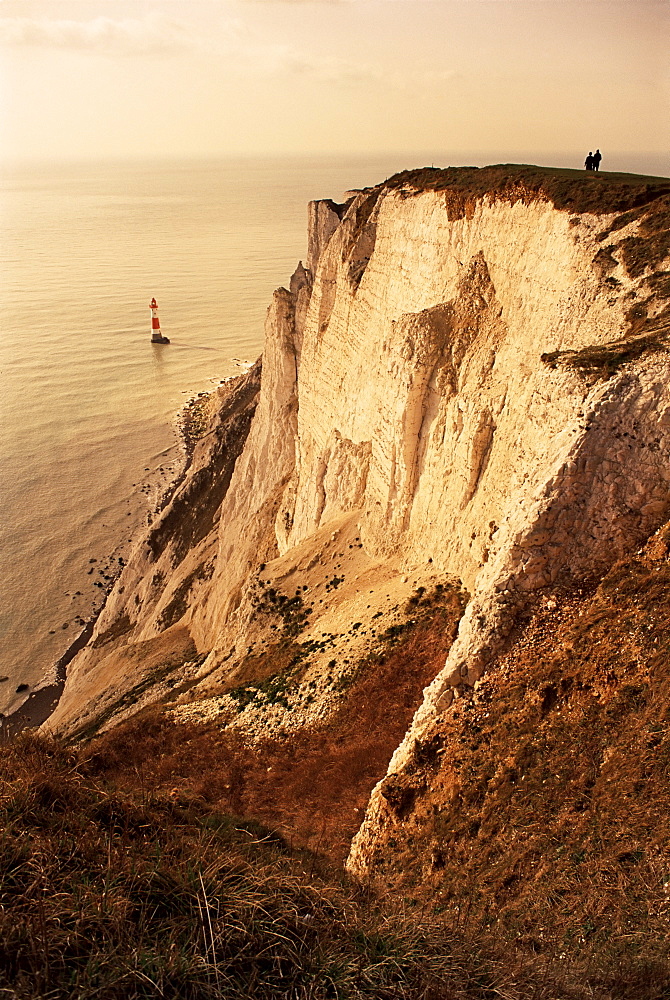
[43, 168, 670, 971]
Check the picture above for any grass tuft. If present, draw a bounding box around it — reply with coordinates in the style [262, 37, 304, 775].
[0, 732, 496, 999]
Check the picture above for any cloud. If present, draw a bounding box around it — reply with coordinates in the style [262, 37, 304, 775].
[0, 12, 200, 55]
[259, 44, 380, 82]
[0, 8, 372, 79]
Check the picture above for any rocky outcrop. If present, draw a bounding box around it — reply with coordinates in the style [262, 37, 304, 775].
[45, 363, 262, 736]
[46, 165, 670, 874]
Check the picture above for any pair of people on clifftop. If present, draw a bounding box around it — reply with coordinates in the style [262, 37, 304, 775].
[585, 149, 602, 172]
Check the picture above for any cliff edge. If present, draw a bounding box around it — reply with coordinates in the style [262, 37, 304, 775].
[45, 165, 670, 890]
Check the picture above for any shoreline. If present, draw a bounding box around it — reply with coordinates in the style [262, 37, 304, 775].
[2, 374, 242, 741]
[1, 617, 96, 741]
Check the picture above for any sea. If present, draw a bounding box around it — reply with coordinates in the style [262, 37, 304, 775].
[1, 151, 667, 719]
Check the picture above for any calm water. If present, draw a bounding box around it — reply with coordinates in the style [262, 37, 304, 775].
[0, 153, 440, 716]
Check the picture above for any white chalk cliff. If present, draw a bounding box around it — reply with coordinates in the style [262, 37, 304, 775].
[46, 165, 670, 867]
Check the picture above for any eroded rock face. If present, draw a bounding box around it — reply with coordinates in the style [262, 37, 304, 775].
[44, 364, 262, 737]
[284, 189, 669, 583]
[47, 167, 670, 871]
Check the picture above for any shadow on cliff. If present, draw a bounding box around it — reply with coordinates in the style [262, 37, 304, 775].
[85, 592, 463, 864]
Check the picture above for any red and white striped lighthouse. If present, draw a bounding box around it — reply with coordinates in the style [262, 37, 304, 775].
[150, 297, 170, 344]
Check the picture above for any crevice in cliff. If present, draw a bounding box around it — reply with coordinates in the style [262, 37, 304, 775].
[313, 452, 329, 529]
[306, 198, 348, 275]
[363, 252, 505, 547]
[461, 409, 496, 509]
[344, 189, 381, 292]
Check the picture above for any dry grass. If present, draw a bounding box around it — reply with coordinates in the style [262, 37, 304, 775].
[361, 527, 670, 998]
[0, 733, 504, 999]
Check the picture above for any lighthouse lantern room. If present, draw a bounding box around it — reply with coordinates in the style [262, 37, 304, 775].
[150, 297, 170, 344]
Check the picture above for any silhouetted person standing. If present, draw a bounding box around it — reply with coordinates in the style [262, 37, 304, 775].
[585, 152, 594, 171]
[593, 149, 602, 172]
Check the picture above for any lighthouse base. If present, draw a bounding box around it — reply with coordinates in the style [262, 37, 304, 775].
[151, 334, 171, 344]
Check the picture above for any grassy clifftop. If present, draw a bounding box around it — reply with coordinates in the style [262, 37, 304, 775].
[383, 163, 670, 218]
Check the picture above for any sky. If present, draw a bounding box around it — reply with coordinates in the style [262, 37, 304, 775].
[1, 0, 668, 171]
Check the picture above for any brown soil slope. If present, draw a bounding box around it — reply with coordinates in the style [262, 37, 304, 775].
[88, 589, 464, 864]
[82, 523, 670, 996]
[357, 521, 670, 989]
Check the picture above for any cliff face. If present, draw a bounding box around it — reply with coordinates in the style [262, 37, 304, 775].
[47, 167, 670, 878]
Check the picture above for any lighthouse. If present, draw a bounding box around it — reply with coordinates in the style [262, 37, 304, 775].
[150, 297, 170, 344]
